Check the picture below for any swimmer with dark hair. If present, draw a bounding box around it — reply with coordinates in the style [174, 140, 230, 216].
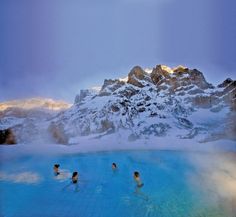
[133, 171, 144, 188]
[112, 163, 117, 170]
[72, 172, 79, 184]
[53, 164, 60, 176]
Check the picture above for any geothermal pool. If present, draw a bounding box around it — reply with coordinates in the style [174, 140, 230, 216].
[0, 150, 235, 217]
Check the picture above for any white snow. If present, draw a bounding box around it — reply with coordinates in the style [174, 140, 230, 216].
[119, 76, 128, 82]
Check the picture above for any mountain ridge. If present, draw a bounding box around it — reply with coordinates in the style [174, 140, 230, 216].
[0, 64, 235, 145]
[62, 64, 236, 143]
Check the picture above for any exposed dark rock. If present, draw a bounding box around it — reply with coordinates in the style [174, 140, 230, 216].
[111, 105, 120, 112]
[145, 96, 151, 101]
[138, 107, 145, 112]
[74, 90, 91, 103]
[225, 80, 236, 91]
[117, 86, 139, 98]
[150, 65, 171, 85]
[137, 102, 144, 106]
[173, 65, 189, 73]
[188, 69, 213, 89]
[177, 117, 193, 129]
[217, 78, 233, 88]
[127, 66, 151, 87]
[0, 128, 16, 145]
[100, 79, 125, 93]
[150, 112, 157, 117]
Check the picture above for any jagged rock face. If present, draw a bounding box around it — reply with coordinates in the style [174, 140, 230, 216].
[127, 66, 151, 87]
[99, 79, 125, 96]
[151, 65, 172, 85]
[151, 65, 212, 90]
[188, 69, 213, 89]
[215, 79, 236, 110]
[217, 78, 234, 88]
[75, 90, 92, 103]
[173, 65, 189, 73]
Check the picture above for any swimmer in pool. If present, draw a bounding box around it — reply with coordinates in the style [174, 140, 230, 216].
[133, 171, 144, 187]
[72, 171, 79, 184]
[53, 164, 60, 176]
[61, 171, 79, 192]
[112, 163, 117, 171]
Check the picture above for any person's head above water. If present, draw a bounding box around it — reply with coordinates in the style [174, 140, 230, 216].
[54, 164, 60, 169]
[72, 172, 78, 177]
[112, 163, 117, 170]
[133, 171, 143, 187]
[53, 164, 60, 175]
[134, 171, 140, 178]
[72, 171, 78, 183]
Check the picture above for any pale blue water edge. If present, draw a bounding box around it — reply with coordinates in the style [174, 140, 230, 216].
[0, 150, 235, 217]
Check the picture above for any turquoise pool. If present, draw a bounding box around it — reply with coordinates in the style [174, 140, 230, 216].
[0, 150, 235, 217]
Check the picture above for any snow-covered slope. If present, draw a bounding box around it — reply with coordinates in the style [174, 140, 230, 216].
[0, 98, 71, 143]
[0, 65, 235, 145]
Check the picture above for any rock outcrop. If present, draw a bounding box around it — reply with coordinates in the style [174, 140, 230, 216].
[99, 79, 125, 96]
[0, 128, 16, 145]
[127, 66, 151, 87]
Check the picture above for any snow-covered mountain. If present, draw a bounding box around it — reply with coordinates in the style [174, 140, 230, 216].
[55, 65, 236, 144]
[0, 98, 71, 144]
[0, 65, 235, 144]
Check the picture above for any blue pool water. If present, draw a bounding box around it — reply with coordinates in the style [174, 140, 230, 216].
[0, 151, 234, 217]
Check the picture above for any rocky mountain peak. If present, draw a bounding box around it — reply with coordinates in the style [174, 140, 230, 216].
[66, 64, 235, 143]
[173, 65, 189, 73]
[127, 66, 151, 87]
[217, 78, 234, 88]
[150, 65, 172, 84]
[91, 64, 214, 98]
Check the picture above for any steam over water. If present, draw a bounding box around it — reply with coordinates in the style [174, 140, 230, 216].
[188, 152, 236, 215]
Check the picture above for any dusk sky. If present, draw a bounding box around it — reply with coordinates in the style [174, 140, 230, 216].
[0, 0, 235, 102]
